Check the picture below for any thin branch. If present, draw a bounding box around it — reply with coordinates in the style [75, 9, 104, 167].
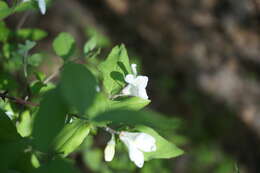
[16, 11, 31, 30]
[43, 70, 60, 84]
[0, 92, 120, 134]
[0, 91, 39, 107]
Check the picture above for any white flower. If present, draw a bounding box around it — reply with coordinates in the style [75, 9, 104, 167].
[121, 64, 149, 100]
[104, 134, 116, 162]
[119, 131, 156, 168]
[37, 0, 46, 15]
[22, 0, 46, 15]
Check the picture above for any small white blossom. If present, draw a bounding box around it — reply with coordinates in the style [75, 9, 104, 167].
[37, 0, 46, 15]
[104, 134, 116, 162]
[119, 131, 156, 168]
[121, 64, 149, 100]
[22, 0, 46, 15]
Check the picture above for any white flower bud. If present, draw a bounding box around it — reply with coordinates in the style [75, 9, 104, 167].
[37, 0, 46, 15]
[104, 134, 116, 162]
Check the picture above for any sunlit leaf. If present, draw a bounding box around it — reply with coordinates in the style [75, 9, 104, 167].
[98, 45, 131, 95]
[16, 28, 47, 41]
[52, 32, 75, 60]
[52, 119, 91, 157]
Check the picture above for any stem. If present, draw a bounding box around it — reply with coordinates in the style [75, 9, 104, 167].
[16, 11, 30, 30]
[103, 126, 120, 135]
[0, 91, 39, 107]
[43, 70, 59, 84]
[0, 92, 120, 134]
[69, 114, 120, 135]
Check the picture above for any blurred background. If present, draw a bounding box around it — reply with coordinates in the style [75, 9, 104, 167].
[6, 0, 260, 172]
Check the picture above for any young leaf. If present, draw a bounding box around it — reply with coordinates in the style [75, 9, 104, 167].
[59, 63, 97, 115]
[52, 119, 91, 157]
[84, 37, 100, 58]
[33, 159, 81, 173]
[52, 32, 75, 60]
[92, 109, 180, 131]
[16, 111, 33, 137]
[28, 53, 43, 67]
[32, 89, 68, 152]
[135, 126, 184, 160]
[0, 21, 10, 42]
[0, 1, 12, 20]
[98, 45, 131, 95]
[16, 28, 48, 41]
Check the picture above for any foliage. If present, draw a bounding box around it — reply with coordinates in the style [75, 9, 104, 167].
[0, 2, 183, 172]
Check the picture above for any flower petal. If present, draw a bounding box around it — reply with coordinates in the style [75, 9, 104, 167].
[131, 64, 137, 76]
[125, 74, 135, 84]
[121, 84, 132, 95]
[137, 87, 149, 100]
[134, 133, 156, 152]
[134, 76, 148, 88]
[128, 144, 144, 168]
[38, 0, 46, 15]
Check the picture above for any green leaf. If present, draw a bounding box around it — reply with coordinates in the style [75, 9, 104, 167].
[2, 42, 11, 58]
[18, 40, 36, 56]
[30, 81, 46, 96]
[13, 1, 34, 13]
[135, 126, 184, 160]
[52, 32, 75, 60]
[52, 119, 91, 157]
[85, 27, 111, 47]
[16, 28, 48, 41]
[12, 152, 38, 173]
[86, 94, 149, 119]
[0, 21, 10, 42]
[0, 109, 21, 142]
[0, 1, 34, 20]
[84, 37, 97, 55]
[33, 159, 81, 173]
[28, 53, 43, 66]
[86, 93, 110, 119]
[0, 140, 26, 173]
[59, 62, 97, 115]
[83, 148, 102, 171]
[32, 89, 68, 152]
[16, 111, 33, 137]
[98, 45, 131, 95]
[109, 96, 150, 111]
[0, 1, 12, 20]
[92, 109, 180, 131]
